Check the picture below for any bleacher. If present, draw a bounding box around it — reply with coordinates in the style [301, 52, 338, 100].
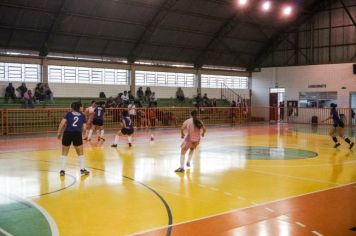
[0, 97, 231, 109]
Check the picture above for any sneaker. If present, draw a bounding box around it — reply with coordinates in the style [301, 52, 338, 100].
[60, 170, 65, 176]
[111, 144, 117, 148]
[334, 143, 341, 148]
[100, 137, 105, 142]
[350, 142, 354, 150]
[186, 162, 190, 167]
[128, 143, 132, 148]
[174, 167, 184, 173]
[80, 169, 90, 176]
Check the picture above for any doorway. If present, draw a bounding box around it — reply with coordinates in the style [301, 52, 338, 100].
[270, 88, 285, 122]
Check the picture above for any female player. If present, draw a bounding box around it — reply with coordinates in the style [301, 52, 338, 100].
[175, 110, 206, 172]
[323, 103, 354, 149]
[83, 100, 96, 140]
[87, 101, 105, 142]
[57, 102, 90, 176]
[111, 110, 134, 148]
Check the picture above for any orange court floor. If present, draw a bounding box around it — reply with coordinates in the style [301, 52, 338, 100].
[0, 124, 355, 236]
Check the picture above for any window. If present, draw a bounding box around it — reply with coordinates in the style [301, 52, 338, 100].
[299, 92, 337, 108]
[135, 71, 195, 87]
[48, 65, 129, 85]
[270, 88, 285, 93]
[201, 75, 248, 89]
[0, 63, 40, 82]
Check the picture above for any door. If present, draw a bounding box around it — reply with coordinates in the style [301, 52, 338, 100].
[269, 93, 278, 121]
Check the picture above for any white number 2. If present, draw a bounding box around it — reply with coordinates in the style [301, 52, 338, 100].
[73, 116, 79, 127]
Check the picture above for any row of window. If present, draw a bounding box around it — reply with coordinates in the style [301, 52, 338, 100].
[0, 63, 249, 89]
[0, 63, 40, 82]
[48, 66, 129, 85]
[136, 71, 195, 88]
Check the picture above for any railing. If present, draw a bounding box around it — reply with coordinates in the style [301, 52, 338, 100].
[221, 83, 247, 105]
[287, 107, 355, 126]
[1, 107, 354, 136]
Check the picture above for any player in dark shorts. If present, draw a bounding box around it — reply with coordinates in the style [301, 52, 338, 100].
[88, 101, 105, 142]
[111, 110, 134, 148]
[323, 103, 354, 149]
[57, 102, 90, 176]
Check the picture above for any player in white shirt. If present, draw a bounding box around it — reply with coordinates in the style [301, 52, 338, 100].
[83, 100, 96, 140]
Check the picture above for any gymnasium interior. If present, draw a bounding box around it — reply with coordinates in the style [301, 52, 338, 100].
[0, 0, 355, 235]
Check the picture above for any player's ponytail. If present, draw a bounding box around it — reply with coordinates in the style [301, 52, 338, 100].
[191, 110, 203, 129]
[71, 101, 82, 112]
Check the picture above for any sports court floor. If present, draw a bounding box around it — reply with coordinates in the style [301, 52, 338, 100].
[0, 124, 355, 236]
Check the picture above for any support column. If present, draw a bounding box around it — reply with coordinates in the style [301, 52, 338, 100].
[41, 58, 48, 83]
[130, 65, 136, 94]
[196, 69, 202, 95]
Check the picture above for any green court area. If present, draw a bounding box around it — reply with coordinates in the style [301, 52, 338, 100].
[204, 146, 318, 160]
[0, 195, 53, 236]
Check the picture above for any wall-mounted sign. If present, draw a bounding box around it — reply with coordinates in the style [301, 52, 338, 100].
[308, 84, 326, 88]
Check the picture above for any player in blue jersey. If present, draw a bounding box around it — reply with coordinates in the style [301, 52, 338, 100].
[111, 110, 134, 148]
[323, 103, 354, 149]
[87, 101, 106, 142]
[57, 102, 90, 176]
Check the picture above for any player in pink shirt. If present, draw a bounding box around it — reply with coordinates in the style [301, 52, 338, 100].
[175, 110, 206, 173]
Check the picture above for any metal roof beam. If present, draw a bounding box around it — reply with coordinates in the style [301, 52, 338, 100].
[338, 0, 356, 27]
[127, 0, 180, 63]
[39, 0, 67, 56]
[193, 14, 241, 68]
[0, 25, 256, 55]
[248, 0, 336, 71]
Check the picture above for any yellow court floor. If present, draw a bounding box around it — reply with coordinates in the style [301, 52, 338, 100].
[0, 124, 355, 236]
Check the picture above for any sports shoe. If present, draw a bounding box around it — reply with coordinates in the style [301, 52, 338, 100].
[60, 170, 65, 176]
[186, 162, 190, 167]
[334, 143, 341, 148]
[350, 142, 354, 150]
[111, 144, 117, 148]
[128, 143, 132, 148]
[174, 167, 184, 173]
[100, 137, 105, 142]
[80, 169, 90, 176]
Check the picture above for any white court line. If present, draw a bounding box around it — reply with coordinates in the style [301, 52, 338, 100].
[278, 215, 289, 220]
[224, 192, 232, 196]
[0, 228, 13, 236]
[265, 207, 274, 212]
[237, 196, 246, 200]
[129, 182, 355, 236]
[210, 187, 219, 191]
[311, 230, 323, 236]
[244, 168, 338, 185]
[250, 202, 258, 206]
[295, 222, 306, 228]
[246, 159, 356, 168]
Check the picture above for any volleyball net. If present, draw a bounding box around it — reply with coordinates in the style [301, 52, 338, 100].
[0, 107, 354, 135]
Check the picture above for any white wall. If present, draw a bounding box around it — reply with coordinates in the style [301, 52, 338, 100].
[252, 63, 356, 108]
[50, 83, 130, 98]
